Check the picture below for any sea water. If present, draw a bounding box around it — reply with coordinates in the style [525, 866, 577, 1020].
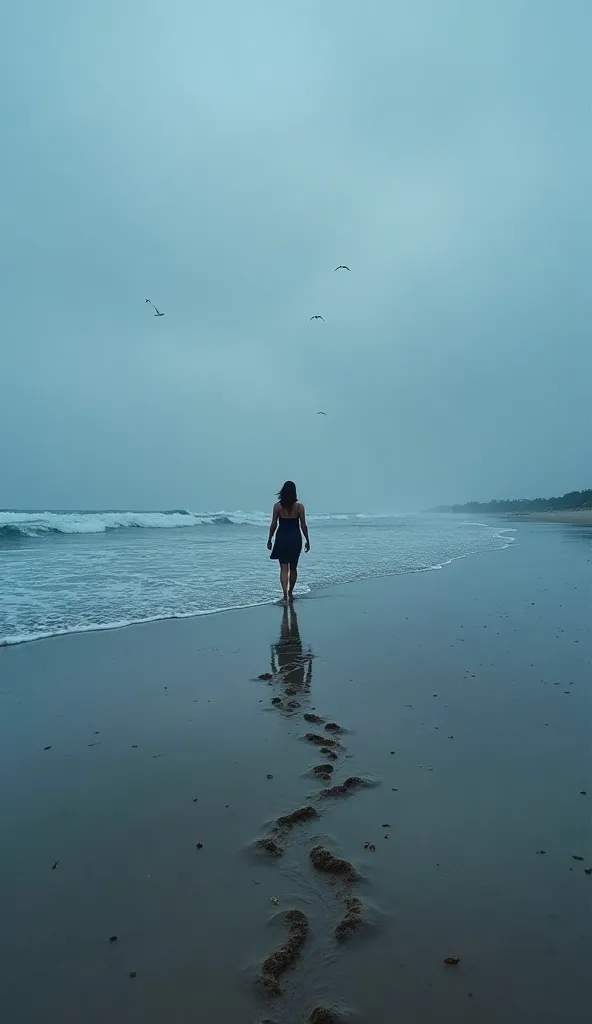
[0, 510, 514, 645]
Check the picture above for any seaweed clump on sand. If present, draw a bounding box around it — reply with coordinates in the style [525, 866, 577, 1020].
[260, 909, 309, 995]
[309, 1006, 342, 1023]
[306, 733, 337, 747]
[321, 747, 339, 760]
[324, 722, 344, 733]
[304, 713, 325, 724]
[276, 806, 319, 830]
[334, 896, 364, 940]
[309, 846, 358, 882]
[319, 777, 368, 799]
[313, 764, 334, 776]
[256, 837, 284, 858]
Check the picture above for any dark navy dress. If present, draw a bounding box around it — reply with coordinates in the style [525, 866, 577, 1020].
[270, 515, 302, 566]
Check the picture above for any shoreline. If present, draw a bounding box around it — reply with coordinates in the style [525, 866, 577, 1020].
[0, 524, 517, 649]
[2, 525, 591, 1022]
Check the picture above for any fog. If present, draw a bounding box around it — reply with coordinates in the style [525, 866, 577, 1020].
[1, 1, 591, 512]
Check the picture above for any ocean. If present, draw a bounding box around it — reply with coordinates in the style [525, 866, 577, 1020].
[0, 510, 515, 646]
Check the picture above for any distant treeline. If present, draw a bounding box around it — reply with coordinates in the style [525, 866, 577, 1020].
[433, 489, 592, 514]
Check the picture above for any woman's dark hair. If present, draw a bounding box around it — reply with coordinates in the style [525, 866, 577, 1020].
[278, 480, 298, 510]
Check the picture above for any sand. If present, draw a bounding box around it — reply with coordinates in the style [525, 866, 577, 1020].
[1, 518, 591, 1023]
[506, 509, 592, 525]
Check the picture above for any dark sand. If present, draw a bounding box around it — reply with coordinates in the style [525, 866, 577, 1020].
[1, 520, 591, 1022]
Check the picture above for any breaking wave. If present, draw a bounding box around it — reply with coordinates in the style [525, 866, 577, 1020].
[0, 509, 270, 539]
[0, 508, 374, 541]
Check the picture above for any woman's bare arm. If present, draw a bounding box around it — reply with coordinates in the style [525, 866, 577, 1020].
[299, 503, 310, 552]
[267, 503, 279, 549]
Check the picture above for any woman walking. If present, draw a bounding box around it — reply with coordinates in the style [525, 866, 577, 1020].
[267, 481, 310, 603]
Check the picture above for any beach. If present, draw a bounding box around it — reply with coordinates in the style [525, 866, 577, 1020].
[1, 519, 591, 1023]
[507, 510, 592, 525]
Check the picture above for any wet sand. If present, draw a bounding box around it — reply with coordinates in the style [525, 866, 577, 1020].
[507, 510, 592, 525]
[1, 520, 591, 1023]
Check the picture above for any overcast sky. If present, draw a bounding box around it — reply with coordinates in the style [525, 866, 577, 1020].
[1, 0, 590, 512]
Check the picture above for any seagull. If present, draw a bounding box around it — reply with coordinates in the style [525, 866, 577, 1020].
[317, 411, 327, 416]
[333, 265, 350, 272]
[310, 315, 325, 321]
[145, 299, 165, 317]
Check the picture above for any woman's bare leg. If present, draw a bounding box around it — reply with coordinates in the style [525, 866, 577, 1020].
[280, 564, 289, 602]
[288, 565, 297, 599]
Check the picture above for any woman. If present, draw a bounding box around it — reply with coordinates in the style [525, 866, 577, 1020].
[267, 481, 310, 603]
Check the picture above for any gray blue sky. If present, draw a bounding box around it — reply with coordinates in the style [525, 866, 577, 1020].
[1, 0, 591, 512]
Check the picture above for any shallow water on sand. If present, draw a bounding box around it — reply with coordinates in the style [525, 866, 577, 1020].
[1, 522, 591, 1022]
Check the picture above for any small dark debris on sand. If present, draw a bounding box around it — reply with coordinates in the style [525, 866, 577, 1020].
[581, 791, 587, 796]
[325, 722, 343, 733]
[266, 773, 274, 779]
[271, 697, 282, 706]
[258, 673, 273, 681]
[364, 842, 376, 852]
[51, 860, 59, 870]
[260, 909, 309, 995]
[257, 838, 284, 858]
[276, 806, 319, 830]
[304, 713, 325, 724]
[129, 970, 137, 979]
[192, 797, 198, 802]
[196, 842, 203, 850]
[335, 896, 364, 940]
[585, 868, 592, 875]
[310, 845, 358, 881]
[43, 746, 52, 751]
[572, 855, 584, 861]
[313, 764, 334, 776]
[443, 956, 460, 965]
[109, 935, 118, 943]
[306, 733, 336, 747]
[309, 1007, 341, 1023]
[536, 850, 546, 855]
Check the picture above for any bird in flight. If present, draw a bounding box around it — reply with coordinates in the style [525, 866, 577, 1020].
[334, 265, 350, 272]
[317, 411, 328, 416]
[310, 315, 325, 321]
[145, 299, 165, 317]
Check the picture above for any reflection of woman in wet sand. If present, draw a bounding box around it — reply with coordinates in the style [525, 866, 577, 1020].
[271, 605, 313, 695]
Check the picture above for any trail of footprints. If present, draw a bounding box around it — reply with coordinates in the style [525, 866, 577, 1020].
[255, 679, 374, 1021]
